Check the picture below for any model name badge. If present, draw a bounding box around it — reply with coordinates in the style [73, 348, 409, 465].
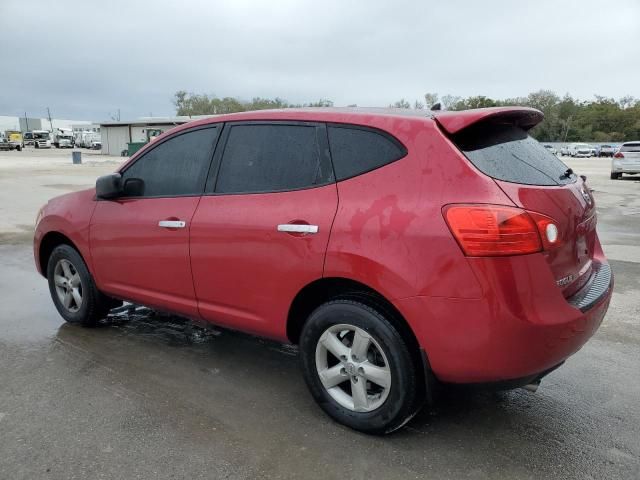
[556, 274, 575, 287]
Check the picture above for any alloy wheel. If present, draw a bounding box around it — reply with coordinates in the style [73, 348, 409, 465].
[315, 324, 392, 412]
[53, 259, 83, 313]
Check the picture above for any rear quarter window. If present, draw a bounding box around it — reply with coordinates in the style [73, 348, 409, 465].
[452, 124, 575, 186]
[327, 125, 406, 180]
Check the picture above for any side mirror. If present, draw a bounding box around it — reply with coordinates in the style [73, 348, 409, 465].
[96, 173, 123, 199]
[123, 177, 145, 197]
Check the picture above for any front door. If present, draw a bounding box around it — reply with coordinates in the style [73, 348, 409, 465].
[190, 122, 338, 340]
[90, 126, 220, 317]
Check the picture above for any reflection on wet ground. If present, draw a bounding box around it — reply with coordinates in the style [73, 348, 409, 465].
[8, 296, 630, 480]
[101, 304, 300, 357]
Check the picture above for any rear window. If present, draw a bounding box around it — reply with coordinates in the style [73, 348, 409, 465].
[453, 124, 575, 186]
[621, 143, 640, 152]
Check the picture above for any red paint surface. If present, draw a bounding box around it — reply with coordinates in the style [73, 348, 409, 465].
[35, 107, 613, 384]
[190, 185, 338, 339]
[90, 197, 201, 317]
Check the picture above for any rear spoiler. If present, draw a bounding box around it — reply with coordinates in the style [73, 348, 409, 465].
[433, 107, 544, 135]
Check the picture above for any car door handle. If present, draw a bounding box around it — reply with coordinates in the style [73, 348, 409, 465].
[158, 220, 186, 228]
[277, 224, 319, 234]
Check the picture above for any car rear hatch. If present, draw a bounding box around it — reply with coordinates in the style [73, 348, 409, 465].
[436, 107, 598, 298]
[617, 142, 640, 168]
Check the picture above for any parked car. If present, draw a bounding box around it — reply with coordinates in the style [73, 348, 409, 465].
[543, 144, 557, 155]
[599, 145, 616, 157]
[568, 143, 592, 157]
[610, 141, 640, 179]
[560, 145, 570, 156]
[34, 107, 613, 434]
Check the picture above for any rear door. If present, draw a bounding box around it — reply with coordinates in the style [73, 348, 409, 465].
[190, 121, 338, 340]
[447, 120, 597, 297]
[90, 126, 219, 317]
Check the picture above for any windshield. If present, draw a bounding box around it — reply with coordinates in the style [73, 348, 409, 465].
[34, 132, 50, 140]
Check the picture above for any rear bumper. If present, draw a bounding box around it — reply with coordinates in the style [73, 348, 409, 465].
[396, 255, 613, 384]
[612, 167, 640, 174]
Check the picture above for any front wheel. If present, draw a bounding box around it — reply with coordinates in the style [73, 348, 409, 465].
[610, 172, 621, 180]
[46, 245, 118, 326]
[299, 299, 421, 434]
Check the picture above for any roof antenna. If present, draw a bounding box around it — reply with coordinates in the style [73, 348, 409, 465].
[430, 102, 442, 111]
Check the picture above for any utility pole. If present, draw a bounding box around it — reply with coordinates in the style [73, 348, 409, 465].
[563, 116, 572, 142]
[47, 107, 54, 131]
[24, 112, 29, 132]
[117, 108, 120, 121]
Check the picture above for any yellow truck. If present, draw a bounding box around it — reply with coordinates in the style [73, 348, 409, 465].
[4, 131, 23, 151]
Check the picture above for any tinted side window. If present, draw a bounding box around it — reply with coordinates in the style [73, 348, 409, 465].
[122, 127, 218, 197]
[327, 126, 407, 180]
[215, 124, 332, 193]
[453, 124, 575, 186]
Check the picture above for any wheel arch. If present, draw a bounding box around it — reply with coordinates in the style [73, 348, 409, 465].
[38, 231, 83, 278]
[288, 276, 432, 404]
[287, 277, 419, 352]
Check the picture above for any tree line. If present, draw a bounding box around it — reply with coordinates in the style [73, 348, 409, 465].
[173, 91, 333, 116]
[174, 90, 640, 142]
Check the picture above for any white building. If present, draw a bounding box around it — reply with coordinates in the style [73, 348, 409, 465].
[0, 115, 91, 133]
[99, 116, 213, 155]
[72, 123, 101, 134]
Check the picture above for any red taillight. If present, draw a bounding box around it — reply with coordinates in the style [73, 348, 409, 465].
[614, 152, 624, 158]
[443, 204, 560, 257]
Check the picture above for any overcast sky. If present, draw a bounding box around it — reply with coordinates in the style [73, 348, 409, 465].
[1, 0, 638, 121]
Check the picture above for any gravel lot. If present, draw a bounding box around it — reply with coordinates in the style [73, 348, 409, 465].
[0, 147, 638, 479]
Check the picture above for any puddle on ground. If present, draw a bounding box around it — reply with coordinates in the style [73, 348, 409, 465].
[103, 304, 223, 347]
[102, 304, 299, 356]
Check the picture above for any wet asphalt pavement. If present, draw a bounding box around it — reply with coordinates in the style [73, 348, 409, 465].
[1, 157, 639, 479]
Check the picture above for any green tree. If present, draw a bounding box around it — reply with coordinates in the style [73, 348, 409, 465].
[423, 93, 439, 109]
[390, 99, 411, 109]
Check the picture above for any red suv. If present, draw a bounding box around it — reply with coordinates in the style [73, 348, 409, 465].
[34, 107, 613, 434]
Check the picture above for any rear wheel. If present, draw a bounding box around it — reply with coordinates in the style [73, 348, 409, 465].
[46, 245, 118, 326]
[610, 172, 621, 180]
[299, 299, 421, 434]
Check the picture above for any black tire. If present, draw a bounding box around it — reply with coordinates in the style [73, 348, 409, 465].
[299, 299, 421, 434]
[610, 172, 620, 180]
[46, 244, 116, 326]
